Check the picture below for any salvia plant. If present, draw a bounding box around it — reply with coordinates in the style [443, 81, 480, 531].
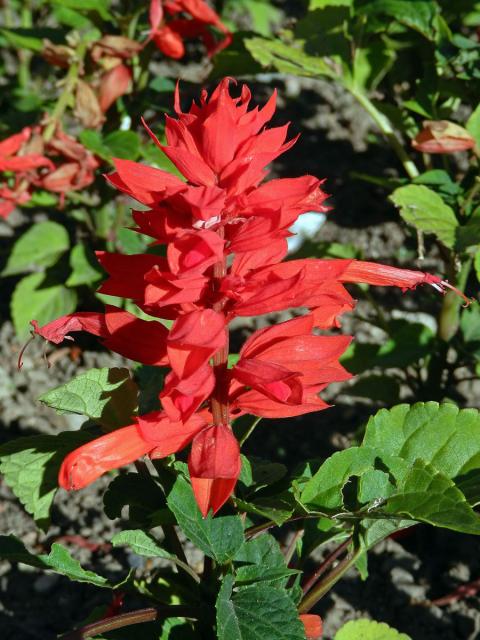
[2, 77, 480, 640]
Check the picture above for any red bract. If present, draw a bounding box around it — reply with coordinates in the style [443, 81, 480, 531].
[300, 614, 323, 639]
[148, 0, 231, 59]
[33, 79, 467, 516]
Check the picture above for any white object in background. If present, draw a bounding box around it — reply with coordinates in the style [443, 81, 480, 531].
[287, 211, 327, 253]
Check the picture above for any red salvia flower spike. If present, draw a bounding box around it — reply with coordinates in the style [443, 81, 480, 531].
[28, 78, 471, 516]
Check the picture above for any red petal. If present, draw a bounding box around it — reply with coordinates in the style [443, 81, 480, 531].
[103, 305, 169, 365]
[160, 364, 215, 422]
[31, 312, 107, 344]
[107, 159, 184, 205]
[137, 410, 207, 455]
[149, 0, 164, 32]
[167, 309, 226, 378]
[233, 358, 303, 404]
[167, 229, 224, 275]
[98, 64, 132, 113]
[0, 127, 31, 156]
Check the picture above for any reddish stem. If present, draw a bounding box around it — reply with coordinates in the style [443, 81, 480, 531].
[211, 227, 230, 427]
[59, 606, 198, 640]
[301, 537, 352, 595]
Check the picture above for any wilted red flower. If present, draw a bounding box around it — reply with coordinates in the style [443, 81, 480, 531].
[412, 120, 476, 154]
[33, 127, 99, 203]
[32, 79, 470, 517]
[0, 127, 53, 217]
[148, 0, 231, 59]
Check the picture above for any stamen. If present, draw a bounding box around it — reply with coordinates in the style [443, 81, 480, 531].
[17, 334, 35, 370]
[431, 280, 475, 307]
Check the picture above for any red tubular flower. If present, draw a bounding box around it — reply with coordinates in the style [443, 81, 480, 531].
[59, 425, 154, 490]
[32, 79, 469, 517]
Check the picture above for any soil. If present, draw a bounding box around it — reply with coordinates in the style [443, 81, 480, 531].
[1, 76, 479, 640]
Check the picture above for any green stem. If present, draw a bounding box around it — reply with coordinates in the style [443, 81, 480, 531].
[18, 4, 33, 88]
[59, 605, 198, 640]
[298, 546, 361, 614]
[349, 87, 419, 180]
[437, 258, 472, 342]
[43, 41, 87, 142]
[238, 416, 262, 446]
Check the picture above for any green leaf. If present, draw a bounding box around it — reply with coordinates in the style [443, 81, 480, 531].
[356, 0, 438, 39]
[235, 495, 294, 526]
[301, 403, 480, 542]
[216, 576, 304, 640]
[0, 535, 116, 588]
[466, 102, 480, 150]
[0, 28, 44, 52]
[49, 0, 112, 20]
[104, 131, 141, 161]
[245, 37, 336, 78]
[112, 529, 172, 559]
[103, 472, 168, 526]
[2, 222, 70, 276]
[66, 243, 103, 287]
[0, 431, 93, 529]
[39, 367, 138, 428]
[389, 184, 458, 248]
[234, 534, 298, 585]
[335, 618, 411, 639]
[241, 0, 282, 36]
[53, 6, 93, 28]
[79, 130, 111, 161]
[310, 0, 352, 7]
[301, 446, 395, 510]
[11, 273, 77, 339]
[461, 300, 480, 344]
[167, 476, 244, 564]
[363, 403, 480, 479]
[382, 459, 480, 534]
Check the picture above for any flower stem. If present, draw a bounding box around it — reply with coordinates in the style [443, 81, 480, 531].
[349, 87, 419, 180]
[43, 40, 87, 142]
[437, 257, 472, 342]
[238, 416, 262, 446]
[212, 230, 230, 427]
[59, 605, 199, 640]
[298, 545, 362, 614]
